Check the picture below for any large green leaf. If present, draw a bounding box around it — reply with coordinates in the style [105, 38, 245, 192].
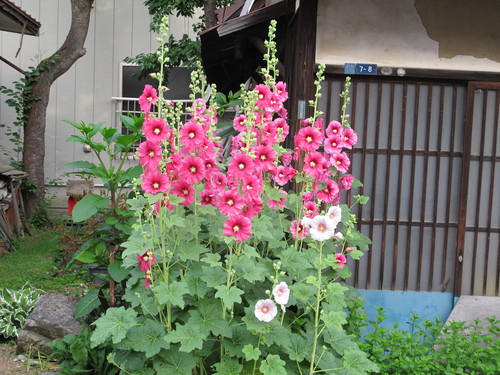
[164, 323, 207, 352]
[153, 347, 197, 375]
[74, 288, 102, 319]
[90, 307, 137, 347]
[187, 300, 232, 338]
[153, 281, 189, 309]
[72, 193, 110, 222]
[108, 260, 130, 282]
[259, 354, 287, 375]
[214, 285, 244, 310]
[124, 319, 170, 357]
[213, 359, 243, 375]
[342, 348, 379, 375]
[60, 161, 97, 170]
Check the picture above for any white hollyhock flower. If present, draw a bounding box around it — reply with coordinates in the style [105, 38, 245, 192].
[309, 215, 336, 241]
[254, 299, 278, 322]
[326, 205, 342, 227]
[272, 282, 290, 309]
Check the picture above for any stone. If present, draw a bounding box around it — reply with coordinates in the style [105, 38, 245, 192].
[17, 293, 83, 355]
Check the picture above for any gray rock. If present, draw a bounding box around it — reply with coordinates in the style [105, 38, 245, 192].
[17, 293, 83, 355]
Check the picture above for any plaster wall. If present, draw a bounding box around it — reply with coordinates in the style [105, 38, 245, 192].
[316, 0, 500, 73]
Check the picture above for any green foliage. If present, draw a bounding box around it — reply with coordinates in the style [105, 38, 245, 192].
[0, 283, 42, 339]
[360, 307, 500, 375]
[62, 116, 143, 266]
[48, 325, 119, 375]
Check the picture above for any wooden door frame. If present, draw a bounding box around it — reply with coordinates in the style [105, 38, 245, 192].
[455, 81, 500, 297]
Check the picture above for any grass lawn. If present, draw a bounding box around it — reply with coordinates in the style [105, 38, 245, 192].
[0, 228, 89, 293]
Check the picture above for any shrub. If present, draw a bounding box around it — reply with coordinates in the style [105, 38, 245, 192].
[360, 307, 500, 374]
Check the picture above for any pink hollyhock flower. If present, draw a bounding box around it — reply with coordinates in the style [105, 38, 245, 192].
[335, 253, 347, 269]
[324, 133, 344, 155]
[303, 201, 318, 219]
[280, 152, 292, 166]
[218, 189, 244, 216]
[294, 126, 324, 152]
[290, 220, 308, 240]
[179, 156, 205, 184]
[193, 98, 207, 115]
[253, 145, 276, 171]
[274, 81, 288, 102]
[203, 157, 218, 176]
[141, 170, 170, 194]
[262, 121, 278, 144]
[272, 166, 295, 186]
[200, 189, 216, 206]
[137, 249, 156, 272]
[254, 84, 273, 109]
[171, 180, 195, 206]
[254, 299, 277, 322]
[197, 138, 217, 159]
[266, 93, 283, 113]
[272, 282, 290, 311]
[309, 215, 336, 242]
[342, 127, 358, 149]
[139, 85, 158, 114]
[241, 195, 263, 219]
[233, 114, 248, 132]
[223, 216, 252, 242]
[228, 152, 255, 179]
[153, 197, 174, 214]
[241, 175, 263, 197]
[143, 118, 171, 143]
[138, 141, 162, 170]
[211, 172, 227, 191]
[313, 118, 325, 133]
[341, 174, 354, 190]
[330, 152, 351, 174]
[267, 190, 287, 210]
[303, 151, 327, 179]
[317, 180, 340, 203]
[302, 192, 314, 201]
[179, 120, 206, 146]
[273, 117, 289, 141]
[326, 120, 343, 137]
[137, 249, 156, 289]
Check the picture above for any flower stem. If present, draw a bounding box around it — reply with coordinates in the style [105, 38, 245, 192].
[309, 242, 324, 373]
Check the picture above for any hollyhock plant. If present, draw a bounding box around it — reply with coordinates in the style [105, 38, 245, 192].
[91, 20, 376, 375]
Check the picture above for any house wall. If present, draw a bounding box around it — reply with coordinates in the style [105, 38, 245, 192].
[316, 0, 500, 73]
[0, 0, 197, 194]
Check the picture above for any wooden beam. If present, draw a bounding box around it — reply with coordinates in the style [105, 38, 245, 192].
[285, 0, 318, 149]
[0, 55, 24, 74]
[217, 1, 290, 37]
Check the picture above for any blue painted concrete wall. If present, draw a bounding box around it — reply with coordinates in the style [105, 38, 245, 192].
[357, 290, 455, 330]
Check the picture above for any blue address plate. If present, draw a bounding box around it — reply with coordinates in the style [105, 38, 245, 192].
[344, 63, 377, 75]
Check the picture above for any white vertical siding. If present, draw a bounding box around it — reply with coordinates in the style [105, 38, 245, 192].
[0, 0, 195, 181]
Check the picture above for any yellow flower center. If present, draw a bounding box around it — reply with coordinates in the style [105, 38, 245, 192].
[233, 225, 240, 232]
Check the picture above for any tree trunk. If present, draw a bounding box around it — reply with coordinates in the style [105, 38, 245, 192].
[203, 0, 218, 29]
[23, 0, 93, 220]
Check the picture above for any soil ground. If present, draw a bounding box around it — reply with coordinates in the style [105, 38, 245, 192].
[0, 342, 57, 375]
